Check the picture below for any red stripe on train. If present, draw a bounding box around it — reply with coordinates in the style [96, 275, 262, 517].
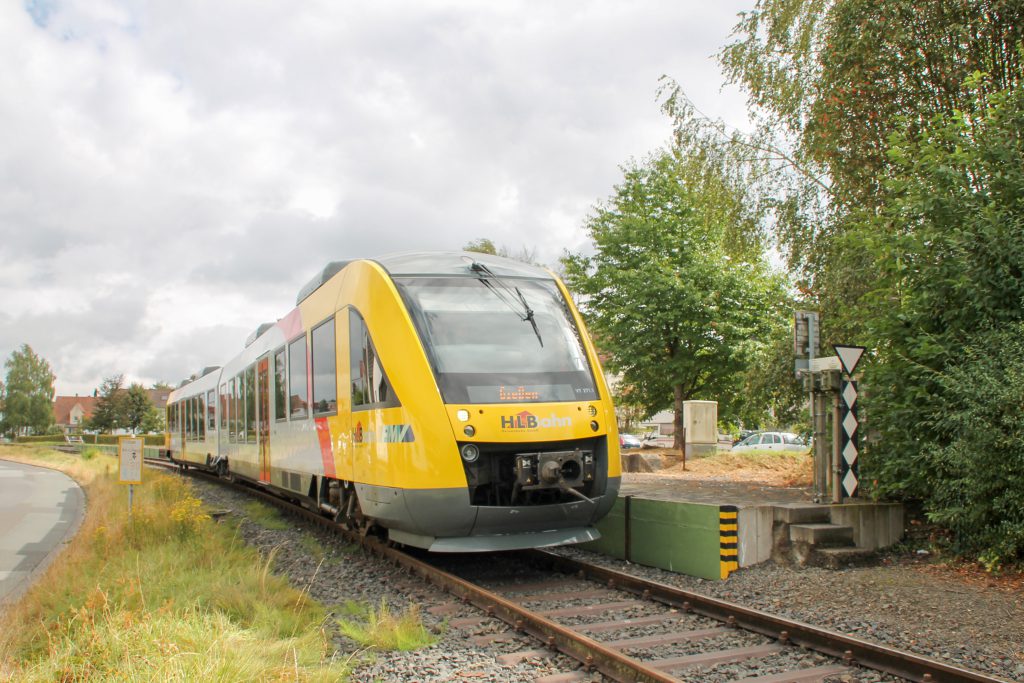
[314, 417, 336, 477]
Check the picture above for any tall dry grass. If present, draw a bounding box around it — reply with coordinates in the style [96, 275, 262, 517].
[0, 445, 352, 682]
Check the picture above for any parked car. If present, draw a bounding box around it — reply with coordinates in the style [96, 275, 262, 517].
[619, 433, 643, 450]
[731, 431, 808, 452]
[732, 429, 756, 445]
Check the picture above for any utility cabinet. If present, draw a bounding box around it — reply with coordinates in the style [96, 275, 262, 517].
[683, 400, 718, 456]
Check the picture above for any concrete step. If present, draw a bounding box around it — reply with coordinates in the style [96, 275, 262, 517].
[772, 503, 831, 525]
[789, 523, 854, 547]
[810, 547, 878, 569]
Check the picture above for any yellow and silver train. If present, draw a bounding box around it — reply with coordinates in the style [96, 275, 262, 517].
[166, 252, 621, 551]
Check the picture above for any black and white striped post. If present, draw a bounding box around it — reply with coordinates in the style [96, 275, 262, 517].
[833, 345, 866, 500]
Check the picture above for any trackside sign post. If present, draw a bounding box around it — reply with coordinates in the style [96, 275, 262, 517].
[118, 436, 144, 517]
[833, 345, 866, 499]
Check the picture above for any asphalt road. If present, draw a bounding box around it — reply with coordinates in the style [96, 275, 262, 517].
[0, 459, 84, 610]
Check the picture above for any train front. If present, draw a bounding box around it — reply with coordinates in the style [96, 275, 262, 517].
[386, 252, 621, 552]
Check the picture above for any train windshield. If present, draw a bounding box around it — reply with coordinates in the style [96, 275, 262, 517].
[394, 276, 599, 404]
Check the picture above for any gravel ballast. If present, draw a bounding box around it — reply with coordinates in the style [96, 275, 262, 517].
[184, 474, 1023, 682]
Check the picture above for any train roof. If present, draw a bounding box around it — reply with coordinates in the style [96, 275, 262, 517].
[375, 251, 551, 279]
[296, 251, 552, 305]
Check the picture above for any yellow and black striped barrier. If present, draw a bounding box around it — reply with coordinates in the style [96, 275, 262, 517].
[719, 505, 739, 579]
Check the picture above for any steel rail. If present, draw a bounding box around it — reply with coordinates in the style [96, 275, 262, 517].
[527, 549, 1013, 683]
[146, 459, 1011, 683]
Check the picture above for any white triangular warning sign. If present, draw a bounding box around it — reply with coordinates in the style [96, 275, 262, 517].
[833, 345, 866, 375]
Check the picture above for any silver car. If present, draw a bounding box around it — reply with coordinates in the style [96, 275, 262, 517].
[732, 431, 808, 452]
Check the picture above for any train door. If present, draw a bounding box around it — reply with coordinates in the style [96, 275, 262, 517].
[258, 356, 271, 483]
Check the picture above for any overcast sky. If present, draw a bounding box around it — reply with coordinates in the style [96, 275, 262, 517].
[1, 0, 753, 397]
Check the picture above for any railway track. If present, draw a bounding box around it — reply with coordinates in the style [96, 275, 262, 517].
[146, 457, 1011, 683]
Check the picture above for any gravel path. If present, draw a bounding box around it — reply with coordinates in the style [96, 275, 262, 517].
[184, 474, 1024, 682]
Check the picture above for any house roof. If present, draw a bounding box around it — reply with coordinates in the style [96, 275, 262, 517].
[147, 389, 170, 409]
[53, 396, 100, 425]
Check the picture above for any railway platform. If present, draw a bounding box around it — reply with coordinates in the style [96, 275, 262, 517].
[583, 466, 904, 581]
[0, 459, 85, 610]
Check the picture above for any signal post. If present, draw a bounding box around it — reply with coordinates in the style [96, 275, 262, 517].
[795, 310, 866, 503]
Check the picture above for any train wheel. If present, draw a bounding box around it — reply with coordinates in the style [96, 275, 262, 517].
[336, 485, 373, 536]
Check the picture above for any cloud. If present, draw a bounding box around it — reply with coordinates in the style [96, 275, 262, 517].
[0, 0, 752, 395]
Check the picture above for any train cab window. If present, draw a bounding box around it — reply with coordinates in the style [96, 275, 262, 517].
[288, 336, 309, 419]
[349, 309, 399, 410]
[273, 348, 287, 421]
[206, 389, 215, 431]
[311, 318, 337, 416]
[244, 365, 256, 443]
[394, 275, 598, 404]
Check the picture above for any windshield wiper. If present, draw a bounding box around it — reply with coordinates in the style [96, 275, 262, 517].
[470, 261, 544, 347]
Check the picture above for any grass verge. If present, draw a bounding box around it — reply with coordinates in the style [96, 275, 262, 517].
[0, 445, 352, 682]
[243, 500, 291, 530]
[337, 599, 438, 651]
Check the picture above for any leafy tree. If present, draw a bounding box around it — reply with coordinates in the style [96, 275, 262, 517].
[125, 383, 163, 434]
[463, 238, 539, 265]
[463, 238, 498, 255]
[737, 319, 805, 430]
[139, 405, 165, 434]
[860, 78, 1024, 540]
[708, 0, 1024, 340]
[0, 344, 55, 436]
[89, 375, 128, 433]
[563, 152, 788, 449]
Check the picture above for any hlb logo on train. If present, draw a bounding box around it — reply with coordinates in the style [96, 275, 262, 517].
[500, 410, 571, 431]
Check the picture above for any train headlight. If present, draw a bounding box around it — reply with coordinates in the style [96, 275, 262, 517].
[463, 425, 476, 437]
[456, 409, 470, 422]
[590, 420, 599, 432]
[460, 444, 480, 463]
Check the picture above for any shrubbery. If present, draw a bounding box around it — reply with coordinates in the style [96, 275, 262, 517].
[918, 325, 1024, 570]
[863, 77, 1024, 568]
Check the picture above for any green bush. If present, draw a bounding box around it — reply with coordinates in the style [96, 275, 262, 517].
[918, 325, 1024, 569]
[13, 435, 65, 444]
[860, 77, 1024, 568]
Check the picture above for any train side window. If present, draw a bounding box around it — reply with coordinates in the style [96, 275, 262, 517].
[206, 389, 215, 431]
[311, 318, 337, 416]
[273, 348, 287, 421]
[198, 394, 205, 440]
[288, 336, 309, 419]
[186, 397, 194, 441]
[349, 309, 400, 411]
[219, 383, 228, 431]
[245, 365, 256, 443]
[230, 376, 240, 443]
[237, 374, 245, 444]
